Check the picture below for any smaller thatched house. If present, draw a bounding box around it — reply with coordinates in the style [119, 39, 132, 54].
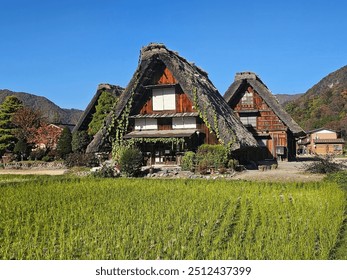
[224, 72, 305, 160]
[86, 44, 257, 165]
[73, 84, 124, 134]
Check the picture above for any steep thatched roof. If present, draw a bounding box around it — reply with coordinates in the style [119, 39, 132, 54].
[86, 44, 257, 153]
[73, 84, 123, 133]
[224, 72, 305, 137]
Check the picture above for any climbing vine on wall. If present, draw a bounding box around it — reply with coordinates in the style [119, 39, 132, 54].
[192, 87, 222, 143]
[128, 137, 185, 145]
[111, 95, 135, 159]
[103, 71, 141, 160]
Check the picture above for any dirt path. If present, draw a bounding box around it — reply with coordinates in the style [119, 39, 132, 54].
[0, 169, 68, 175]
[232, 161, 325, 182]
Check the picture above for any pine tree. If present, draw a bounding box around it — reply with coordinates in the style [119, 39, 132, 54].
[56, 126, 72, 159]
[0, 96, 23, 155]
[72, 130, 91, 153]
[88, 91, 116, 135]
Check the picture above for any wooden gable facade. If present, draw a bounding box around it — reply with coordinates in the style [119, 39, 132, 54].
[137, 68, 195, 115]
[224, 72, 305, 161]
[125, 67, 219, 165]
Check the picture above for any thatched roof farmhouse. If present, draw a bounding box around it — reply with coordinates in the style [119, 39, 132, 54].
[86, 44, 257, 164]
[224, 72, 305, 160]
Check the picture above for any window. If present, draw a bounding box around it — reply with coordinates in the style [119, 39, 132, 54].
[135, 118, 158, 130]
[172, 117, 196, 129]
[152, 88, 176, 111]
[241, 91, 253, 105]
[334, 145, 342, 151]
[240, 116, 257, 127]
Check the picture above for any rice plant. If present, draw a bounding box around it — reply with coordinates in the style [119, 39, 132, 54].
[0, 176, 345, 260]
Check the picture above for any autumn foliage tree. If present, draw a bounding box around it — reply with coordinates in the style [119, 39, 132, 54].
[12, 106, 45, 144]
[32, 124, 63, 151]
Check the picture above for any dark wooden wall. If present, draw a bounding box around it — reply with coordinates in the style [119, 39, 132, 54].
[231, 85, 294, 159]
[233, 87, 287, 132]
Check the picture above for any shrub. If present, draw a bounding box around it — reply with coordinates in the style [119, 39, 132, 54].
[304, 155, 345, 174]
[29, 148, 46, 161]
[13, 138, 29, 160]
[181, 151, 196, 171]
[42, 155, 52, 162]
[196, 144, 229, 170]
[112, 144, 129, 164]
[91, 164, 117, 178]
[64, 153, 84, 167]
[64, 152, 99, 168]
[198, 159, 209, 175]
[46, 149, 58, 161]
[119, 147, 143, 177]
[228, 159, 239, 170]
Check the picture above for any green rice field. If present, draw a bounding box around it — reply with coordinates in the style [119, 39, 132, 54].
[0, 175, 346, 260]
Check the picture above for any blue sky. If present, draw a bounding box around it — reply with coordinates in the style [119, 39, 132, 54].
[1, 0, 346, 110]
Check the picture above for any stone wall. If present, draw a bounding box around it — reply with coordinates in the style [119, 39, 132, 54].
[3, 161, 66, 170]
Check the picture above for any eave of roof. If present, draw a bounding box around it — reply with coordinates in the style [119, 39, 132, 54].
[124, 129, 200, 139]
[128, 112, 199, 119]
[314, 139, 345, 144]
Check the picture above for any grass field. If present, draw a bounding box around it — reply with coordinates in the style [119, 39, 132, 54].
[0, 175, 346, 260]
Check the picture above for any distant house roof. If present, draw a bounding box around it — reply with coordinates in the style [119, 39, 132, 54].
[307, 128, 337, 134]
[224, 72, 306, 137]
[73, 84, 124, 133]
[47, 123, 64, 130]
[124, 129, 199, 139]
[86, 43, 258, 153]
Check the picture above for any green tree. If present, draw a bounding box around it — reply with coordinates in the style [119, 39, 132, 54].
[88, 91, 116, 135]
[13, 138, 28, 160]
[56, 126, 72, 159]
[119, 146, 143, 177]
[71, 130, 91, 153]
[0, 96, 23, 155]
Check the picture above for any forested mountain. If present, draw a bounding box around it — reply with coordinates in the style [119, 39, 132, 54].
[285, 65, 347, 132]
[274, 93, 303, 106]
[0, 89, 82, 125]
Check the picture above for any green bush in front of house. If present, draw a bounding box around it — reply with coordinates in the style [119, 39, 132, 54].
[181, 151, 196, 171]
[119, 146, 143, 177]
[196, 144, 229, 173]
